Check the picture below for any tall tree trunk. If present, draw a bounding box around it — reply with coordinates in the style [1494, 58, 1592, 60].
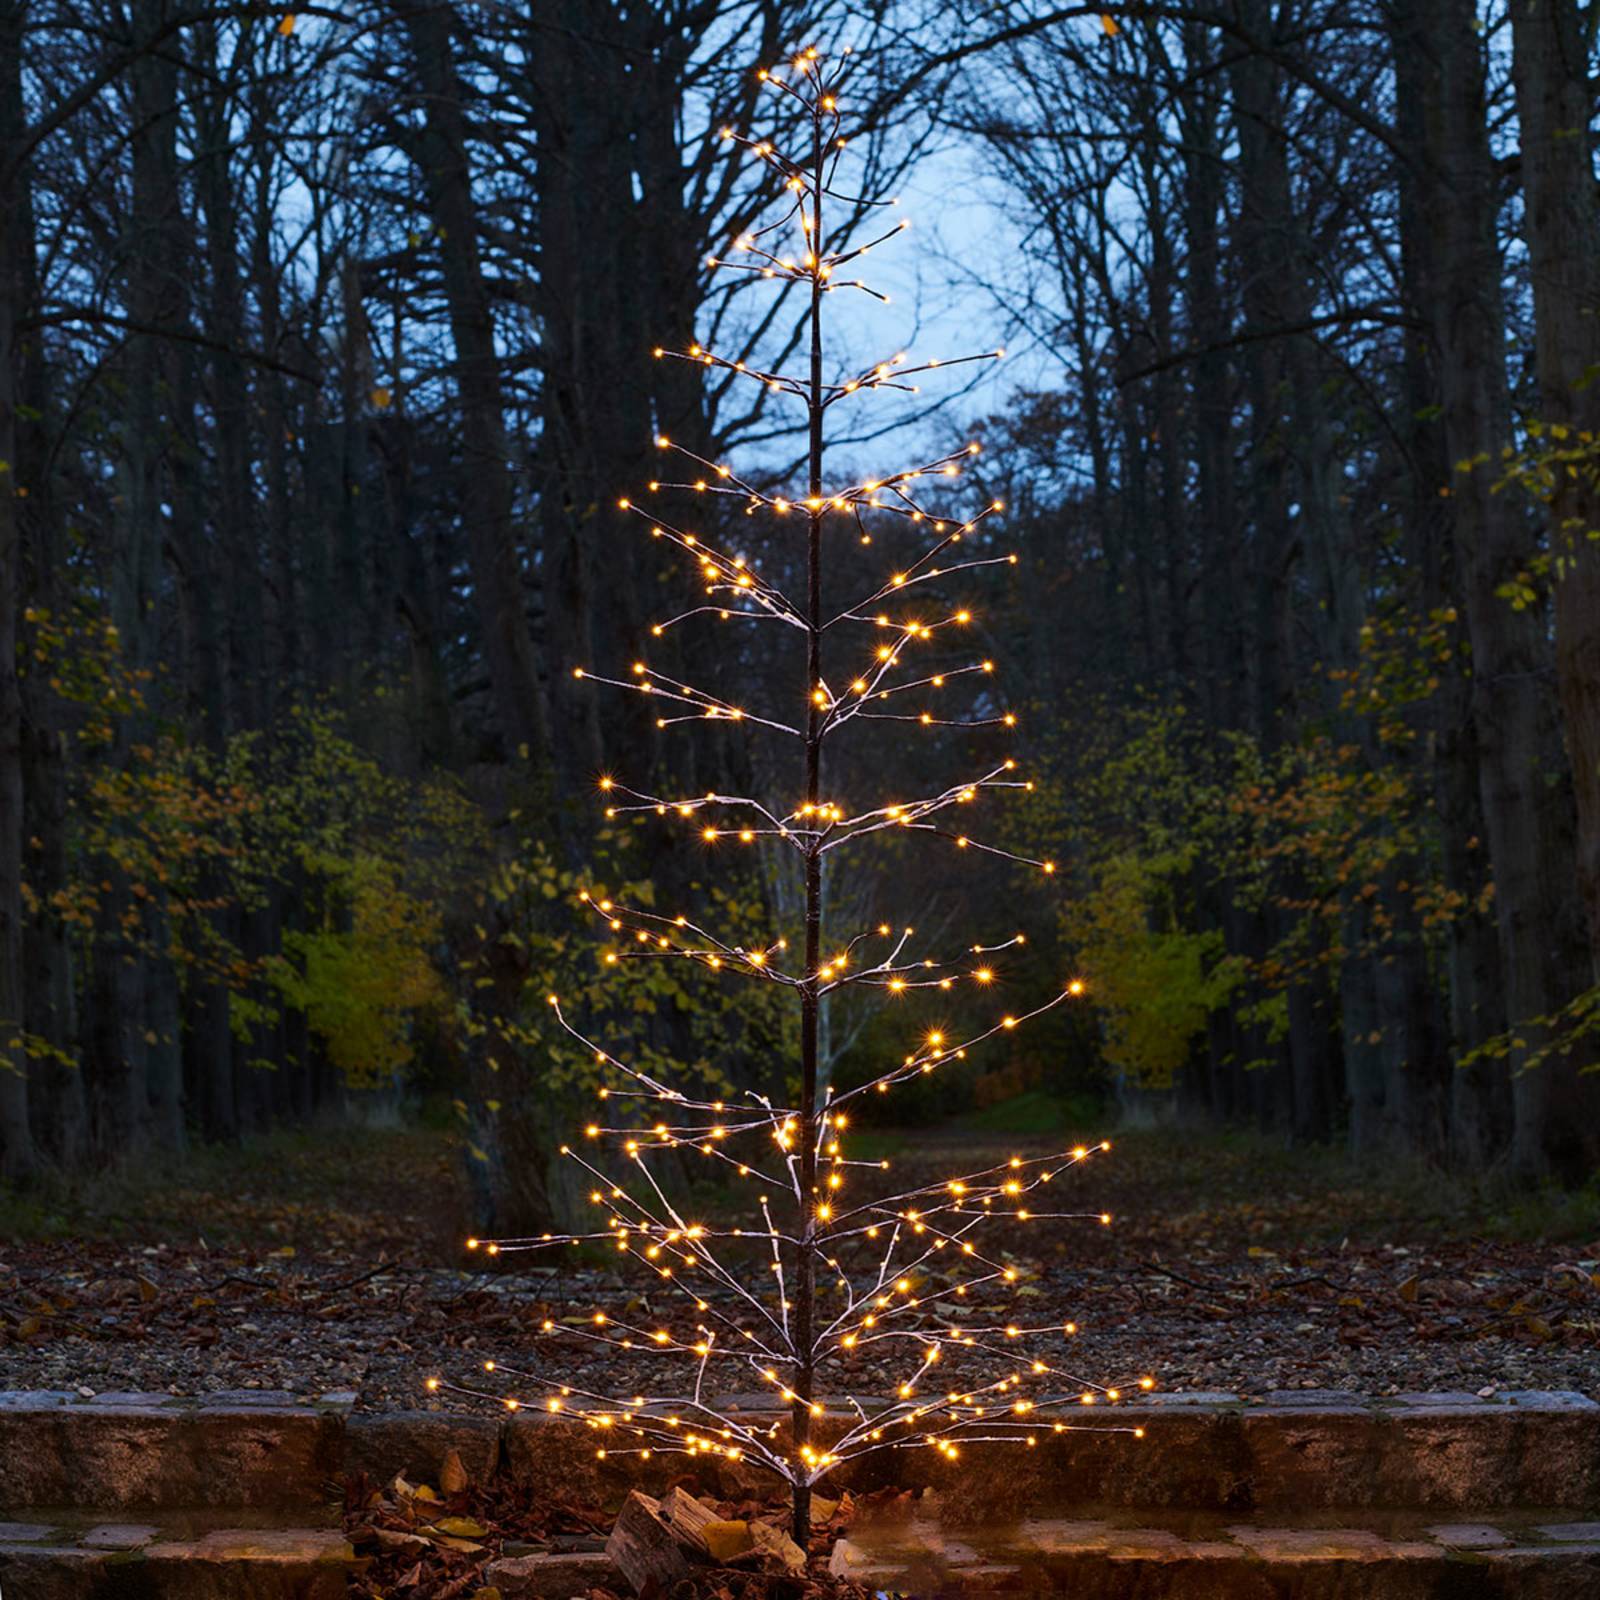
[105, 0, 187, 1155]
[1505, 0, 1600, 1174]
[1181, 18, 1239, 731]
[1388, 0, 1509, 1162]
[1072, 292, 1122, 678]
[1509, 0, 1600, 973]
[1229, 5, 1337, 1131]
[1132, 65, 1188, 684]
[396, 0, 551, 771]
[1285, 927, 1340, 1143]
[1409, 0, 1594, 1178]
[250, 124, 292, 728]
[529, 1, 680, 796]
[187, 20, 245, 1139]
[194, 18, 244, 742]
[1227, 12, 1297, 751]
[0, 0, 37, 1178]
[338, 256, 375, 695]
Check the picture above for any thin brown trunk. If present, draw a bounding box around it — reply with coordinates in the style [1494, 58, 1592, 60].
[790, 93, 827, 1553]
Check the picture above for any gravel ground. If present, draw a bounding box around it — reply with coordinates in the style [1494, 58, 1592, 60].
[2, 1124, 1597, 1409]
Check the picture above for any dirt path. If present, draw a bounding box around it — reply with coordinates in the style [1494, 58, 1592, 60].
[1, 1117, 1596, 1407]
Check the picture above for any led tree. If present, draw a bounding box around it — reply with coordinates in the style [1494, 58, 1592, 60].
[431, 44, 1151, 1545]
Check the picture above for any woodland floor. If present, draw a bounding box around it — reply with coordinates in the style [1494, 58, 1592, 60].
[2, 1100, 1599, 1409]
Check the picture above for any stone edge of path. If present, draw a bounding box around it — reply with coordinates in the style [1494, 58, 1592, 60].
[0, 1525, 353, 1600]
[823, 1519, 1600, 1600]
[1, 1388, 1597, 1516]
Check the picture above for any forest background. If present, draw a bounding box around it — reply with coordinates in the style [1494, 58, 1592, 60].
[5, 0, 1600, 1229]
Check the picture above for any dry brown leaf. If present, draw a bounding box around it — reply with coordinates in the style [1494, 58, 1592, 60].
[701, 1520, 753, 1561]
[430, 1517, 489, 1539]
[374, 1528, 429, 1552]
[748, 1519, 806, 1572]
[439, 1449, 469, 1495]
[432, 1533, 486, 1553]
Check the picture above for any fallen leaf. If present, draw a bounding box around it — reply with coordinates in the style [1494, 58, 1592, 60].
[373, 1528, 428, 1552]
[700, 1519, 752, 1561]
[748, 1519, 806, 1572]
[432, 1533, 485, 1553]
[439, 1449, 469, 1495]
[430, 1517, 488, 1538]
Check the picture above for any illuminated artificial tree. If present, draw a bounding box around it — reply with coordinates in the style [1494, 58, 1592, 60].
[431, 44, 1151, 1545]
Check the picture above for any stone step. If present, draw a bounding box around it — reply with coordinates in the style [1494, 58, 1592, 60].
[3, 1389, 1597, 1524]
[481, 1548, 617, 1597]
[365, 1390, 1600, 1520]
[0, 1394, 342, 1514]
[0, 1517, 352, 1600]
[825, 1514, 1600, 1599]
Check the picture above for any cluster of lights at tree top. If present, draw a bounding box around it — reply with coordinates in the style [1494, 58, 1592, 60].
[429, 43, 1154, 1541]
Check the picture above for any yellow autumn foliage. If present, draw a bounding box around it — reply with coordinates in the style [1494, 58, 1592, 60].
[272, 858, 447, 1087]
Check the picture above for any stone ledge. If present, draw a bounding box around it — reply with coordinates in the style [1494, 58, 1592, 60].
[0, 1404, 343, 1512]
[0, 1390, 1595, 1517]
[0, 1526, 351, 1600]
[830, 1517, 1600, 1598]
[3, 1502, 1599, 1598]
[486, 1548, 617, 1596]
[344, 1407, 502, 1488]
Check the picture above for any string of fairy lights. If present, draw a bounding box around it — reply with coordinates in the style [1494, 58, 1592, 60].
[429, 42, 1155, 1495]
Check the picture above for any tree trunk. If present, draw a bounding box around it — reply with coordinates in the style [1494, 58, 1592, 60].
[1500, 0, 1600, 1174]
[1181, 18, 1239, 730]
[1227, 11, 1297, 750]
[396, 0, 551, 770]
[1388, 0, 1509, 1163]
[0, 0, 36, 1178]
[1509, 0, 1600, 982]
[1409, 0, 1594, 1178]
